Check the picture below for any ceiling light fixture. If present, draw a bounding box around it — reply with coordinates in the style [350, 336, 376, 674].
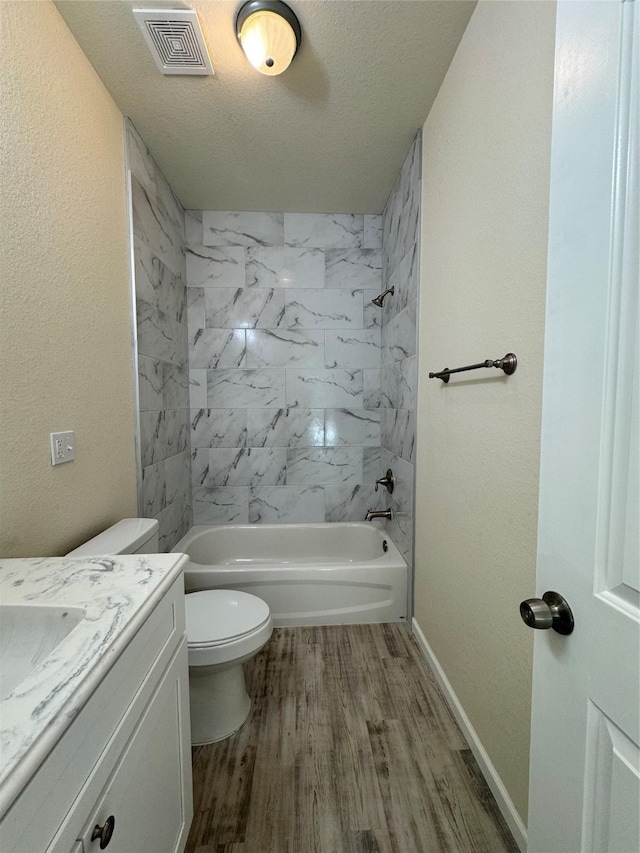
[236, 0, 301, 76]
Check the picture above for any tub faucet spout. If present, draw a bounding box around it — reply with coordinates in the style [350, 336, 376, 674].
[365, 508, 393, 522]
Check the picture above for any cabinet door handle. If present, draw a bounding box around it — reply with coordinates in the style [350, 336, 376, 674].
[91, 815, 115, 849]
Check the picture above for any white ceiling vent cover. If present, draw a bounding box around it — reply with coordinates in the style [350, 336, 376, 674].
[133, 9, 214, 75]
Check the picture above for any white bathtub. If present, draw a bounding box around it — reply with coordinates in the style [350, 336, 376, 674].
[172, 522, 407, 627]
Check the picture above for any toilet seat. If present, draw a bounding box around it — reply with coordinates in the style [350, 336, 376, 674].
[185, 589, 272, 667]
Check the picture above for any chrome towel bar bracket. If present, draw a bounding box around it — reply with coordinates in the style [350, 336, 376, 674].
[428, 353, 517, 383]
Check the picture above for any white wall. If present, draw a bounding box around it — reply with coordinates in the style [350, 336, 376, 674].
[0, 1, 137, 556]
[414, 0, 556, 824]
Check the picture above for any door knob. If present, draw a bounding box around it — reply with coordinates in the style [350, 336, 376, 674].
[519, 591, 574, 635]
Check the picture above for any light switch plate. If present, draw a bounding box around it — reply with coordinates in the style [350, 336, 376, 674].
[50, 431, 75, 466]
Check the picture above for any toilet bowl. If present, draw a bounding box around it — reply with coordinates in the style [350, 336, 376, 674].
[67, 519, 273, 745]
[186, 589, 272, 744]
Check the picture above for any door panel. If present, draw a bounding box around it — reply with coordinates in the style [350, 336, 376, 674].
[582, 703, 640, 853]
[528, 1, 639, 851]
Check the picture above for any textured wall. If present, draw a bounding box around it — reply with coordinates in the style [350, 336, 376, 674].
[414, 1, 556, 823]
[185, 211, 385, 524]
[380, 134, 421, 575]
[127, 123, 193, 551]
[0, 1, 137, 556]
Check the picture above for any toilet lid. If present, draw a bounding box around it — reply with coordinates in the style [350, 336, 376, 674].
[185, 589, 271, 646]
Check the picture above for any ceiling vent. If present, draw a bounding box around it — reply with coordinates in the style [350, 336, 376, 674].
[133, 9, 214, 75]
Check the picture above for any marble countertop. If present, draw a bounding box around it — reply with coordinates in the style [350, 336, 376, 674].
[0, 552, 188, 819]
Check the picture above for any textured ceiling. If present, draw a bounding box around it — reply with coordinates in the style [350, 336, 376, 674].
[55, 0, 476, 213]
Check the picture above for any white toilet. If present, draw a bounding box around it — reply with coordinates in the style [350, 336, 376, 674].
[67, 518, 273, 744]
[185, 588, 271, 744]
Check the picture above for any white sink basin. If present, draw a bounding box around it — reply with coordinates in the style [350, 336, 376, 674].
[0, 604, 85, 701]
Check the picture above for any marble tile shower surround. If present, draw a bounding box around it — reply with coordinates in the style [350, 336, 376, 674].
[186, 210, 389, 525]
[379, 132, 422, 570]
[127, 121, 192, 551]
[126, 118, 417, 551]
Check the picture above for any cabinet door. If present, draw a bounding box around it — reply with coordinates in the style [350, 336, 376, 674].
[77, 641, 192, 853]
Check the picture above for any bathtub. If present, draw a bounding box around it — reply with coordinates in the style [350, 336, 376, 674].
[172, 522, 407, 627]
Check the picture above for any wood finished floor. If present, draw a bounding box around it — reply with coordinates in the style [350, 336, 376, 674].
[186, 624, 519, 853]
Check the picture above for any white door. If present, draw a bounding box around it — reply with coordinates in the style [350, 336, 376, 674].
[527, 1, 639, 852]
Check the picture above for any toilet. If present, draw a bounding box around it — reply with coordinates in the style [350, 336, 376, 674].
[67, 518, 273, 744]
[186, 588, 271, 744]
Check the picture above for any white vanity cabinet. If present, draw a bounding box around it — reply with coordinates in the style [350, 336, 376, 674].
[74, 644, 189, 853]
[0, 575, 193, 853]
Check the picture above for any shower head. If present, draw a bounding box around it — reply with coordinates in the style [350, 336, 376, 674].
[372, 286, 394, 307]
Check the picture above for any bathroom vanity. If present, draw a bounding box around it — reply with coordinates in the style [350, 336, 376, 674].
[0, 553, 193, 853]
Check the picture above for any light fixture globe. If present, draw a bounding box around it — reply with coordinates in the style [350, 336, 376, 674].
[236, 0, 301, 76]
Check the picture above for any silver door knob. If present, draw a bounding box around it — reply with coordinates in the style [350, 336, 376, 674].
[519, 591, 574, 635]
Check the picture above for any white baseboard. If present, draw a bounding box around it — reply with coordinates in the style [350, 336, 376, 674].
[411, 617, 528, 852]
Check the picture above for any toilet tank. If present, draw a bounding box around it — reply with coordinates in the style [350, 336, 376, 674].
[66, 518, 160, 556]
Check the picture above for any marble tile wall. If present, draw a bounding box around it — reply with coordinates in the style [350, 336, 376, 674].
[186, 210, 386, 524]
[379, 132, 422, 572]
[126, 121, 192, 550]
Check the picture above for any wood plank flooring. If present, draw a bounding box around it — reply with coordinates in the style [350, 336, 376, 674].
[185, 624, 519, 853]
